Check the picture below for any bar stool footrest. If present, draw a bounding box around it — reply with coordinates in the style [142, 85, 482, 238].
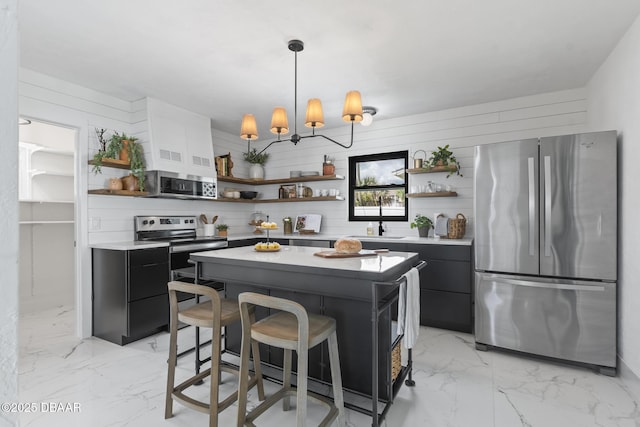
[244, 387, 338, 427]
[171, 365, 261, 415]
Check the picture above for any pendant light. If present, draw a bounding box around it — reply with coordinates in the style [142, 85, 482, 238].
[240, 39, 363, 154]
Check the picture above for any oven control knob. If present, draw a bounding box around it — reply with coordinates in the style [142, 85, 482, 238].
[189, 219, 194, 223]
[149, 220, 155, 225]
[142, 220, 148, 225]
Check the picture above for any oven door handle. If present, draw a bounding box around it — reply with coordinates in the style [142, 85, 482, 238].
[169, 242, 228, 253]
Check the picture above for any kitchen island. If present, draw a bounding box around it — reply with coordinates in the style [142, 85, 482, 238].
[190, 245, 421, 426]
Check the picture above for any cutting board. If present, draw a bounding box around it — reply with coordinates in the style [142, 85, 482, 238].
[314, 249, 388, 258]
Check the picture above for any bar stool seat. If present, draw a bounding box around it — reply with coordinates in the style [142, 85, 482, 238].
[165, 281, 264, 427]
[179, 298, 241, 327]
[237, 292, 346, 427]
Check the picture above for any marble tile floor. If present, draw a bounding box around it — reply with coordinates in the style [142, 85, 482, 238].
[17, 305, 640, 427]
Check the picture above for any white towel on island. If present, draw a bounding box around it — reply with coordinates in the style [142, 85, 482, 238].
[397, 267, 420, 349]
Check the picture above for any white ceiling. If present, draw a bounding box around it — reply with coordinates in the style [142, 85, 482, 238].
[18, 0, 640, 135]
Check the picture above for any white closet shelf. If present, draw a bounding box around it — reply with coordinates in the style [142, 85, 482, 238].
[19, 199, 74, 204]
[29, 169, 74, 177]
[19, 220, 75, 224]
[20, 142, 73, 157]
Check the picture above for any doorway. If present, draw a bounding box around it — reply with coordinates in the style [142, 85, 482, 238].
[18, 119, 77, 317]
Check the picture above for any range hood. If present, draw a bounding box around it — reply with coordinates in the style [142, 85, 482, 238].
[144, 97, 217, 178]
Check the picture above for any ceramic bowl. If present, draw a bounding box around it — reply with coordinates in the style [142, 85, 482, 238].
[240, 191, 258, 199]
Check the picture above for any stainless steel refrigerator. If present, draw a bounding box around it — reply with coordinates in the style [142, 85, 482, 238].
[474, 131, 617, 375]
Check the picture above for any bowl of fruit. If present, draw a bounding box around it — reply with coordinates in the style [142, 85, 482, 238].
[254, 241, 281, 252]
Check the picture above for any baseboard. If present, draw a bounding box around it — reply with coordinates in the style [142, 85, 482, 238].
[618, 356, 640, 402]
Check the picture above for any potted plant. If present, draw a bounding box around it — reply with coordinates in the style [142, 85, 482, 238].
[92, 131, 146, 191]
[425, 144, 463, 177]
[216, 224, 229, 237]
[410, 214, 433, 237]
[243, 148, 269, 180]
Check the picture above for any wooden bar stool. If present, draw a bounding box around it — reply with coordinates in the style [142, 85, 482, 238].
[236, 292, 346, 427]
[165, 281, 265, 427]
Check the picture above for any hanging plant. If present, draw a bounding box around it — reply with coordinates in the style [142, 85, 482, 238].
[92, 131, 146, 191]
[425, 145, 463, 177]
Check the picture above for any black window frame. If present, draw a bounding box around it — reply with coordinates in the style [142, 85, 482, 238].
[348, 150, 408, 222]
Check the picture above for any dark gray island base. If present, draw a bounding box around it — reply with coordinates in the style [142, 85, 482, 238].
[190, 245, 421, 426]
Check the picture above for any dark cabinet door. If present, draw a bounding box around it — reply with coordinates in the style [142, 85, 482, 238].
[420, 289, 472, 332]
[420, 259, 471, 293]
[128, 294, 170, 339]
[128, 262, 170, 301]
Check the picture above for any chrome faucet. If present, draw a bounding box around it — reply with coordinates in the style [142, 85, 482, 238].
[378, 196, 384, 236]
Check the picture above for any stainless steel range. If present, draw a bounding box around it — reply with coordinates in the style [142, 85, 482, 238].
[134, 215, 227, 282]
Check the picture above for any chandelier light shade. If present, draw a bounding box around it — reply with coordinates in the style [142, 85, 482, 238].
[304, 99, 325, 128]
[240, 114, 258, 141]
[342, 91, 364, 122]
[270, 107, 289, 135]
[240, 39, 365, 154]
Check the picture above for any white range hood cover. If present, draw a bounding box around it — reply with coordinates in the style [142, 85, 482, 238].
[145, 97, 216, 176]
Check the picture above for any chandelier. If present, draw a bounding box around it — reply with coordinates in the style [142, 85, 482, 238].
[240, 39, 365, 155]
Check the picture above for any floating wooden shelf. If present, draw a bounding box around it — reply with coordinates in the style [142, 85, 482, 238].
[88, 158, 131, 170]
[212, 196, 344, 203]
[407, 192, 457, 198]
[407, 166, 457, 174]
[217, 174, 344, 185]
[88, 189, 148, 197]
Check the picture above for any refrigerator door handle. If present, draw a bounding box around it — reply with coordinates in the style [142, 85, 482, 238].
[544, 155, 552, 257]
[528, 157, 536, 256]
[491, 277, 606, 292]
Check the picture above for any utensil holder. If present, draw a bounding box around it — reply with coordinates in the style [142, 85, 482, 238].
[203, 224, 215, 237]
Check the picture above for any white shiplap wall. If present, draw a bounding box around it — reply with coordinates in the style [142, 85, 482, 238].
[213, 88, 588, 237]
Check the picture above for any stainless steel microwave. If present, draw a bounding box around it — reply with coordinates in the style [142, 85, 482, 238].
[144, 170, 217, 200]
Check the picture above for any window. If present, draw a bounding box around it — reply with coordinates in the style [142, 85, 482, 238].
[348, 150, 408, 222]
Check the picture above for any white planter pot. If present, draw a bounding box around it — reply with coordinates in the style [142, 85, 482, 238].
[249, 164, 265, 180]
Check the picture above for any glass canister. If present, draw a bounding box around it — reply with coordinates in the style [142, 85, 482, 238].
[283, 217, 293, 235]
[323, 154, 335, 176]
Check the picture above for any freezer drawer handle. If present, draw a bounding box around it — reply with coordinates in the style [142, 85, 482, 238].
[528, 157, 535, 256]
[492, 277, 605, 292]
[544, 155, 552, 256]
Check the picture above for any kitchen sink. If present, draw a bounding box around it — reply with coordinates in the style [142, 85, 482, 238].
[348, 235, 406, 240]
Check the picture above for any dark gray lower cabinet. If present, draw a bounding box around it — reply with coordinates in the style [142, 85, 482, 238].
[92, 247, 170, 345]
[413, 244, 473, 333]
[345, 240, 473, 332]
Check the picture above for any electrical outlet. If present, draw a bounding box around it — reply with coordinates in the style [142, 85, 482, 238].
[90, 217, 101, 230]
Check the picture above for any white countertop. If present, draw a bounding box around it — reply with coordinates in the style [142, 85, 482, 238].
[90, 241, 169, 250]
[90, 234, 472, 251]
[228, 233, 473, 246]
[191, 245, 418, 277]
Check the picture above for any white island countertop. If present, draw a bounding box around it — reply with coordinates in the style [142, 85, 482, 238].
[191, 245, 419, 282]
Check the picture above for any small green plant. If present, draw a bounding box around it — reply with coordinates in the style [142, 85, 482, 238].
[410, 214, 433, 238]
[243, 148, 269, 165]
[92, 131, 145, 191]
[410, 214, 433, 230]
[426, 144, 463, 177]
[215, 224, 228, 231]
